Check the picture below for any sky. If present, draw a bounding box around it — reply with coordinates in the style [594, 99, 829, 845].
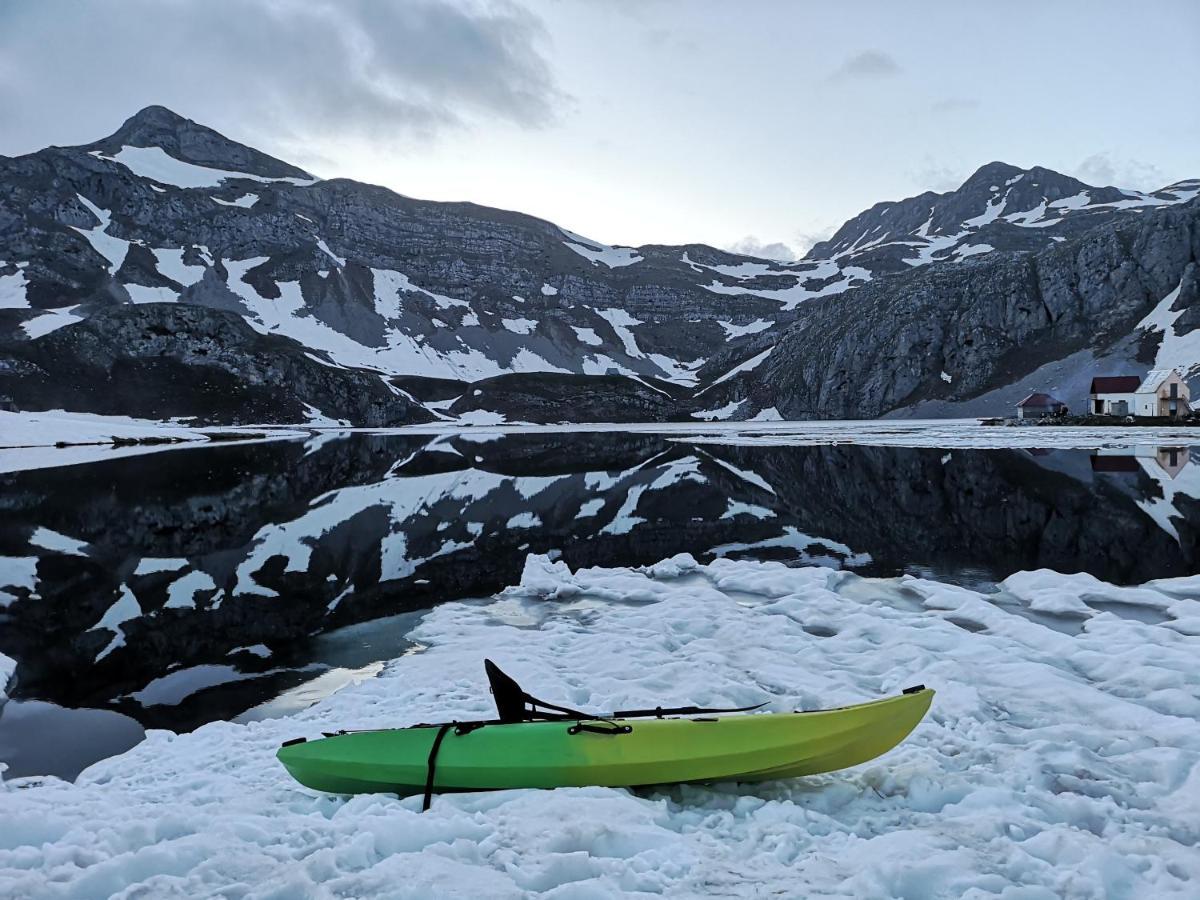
[1, 0, 1197, 259]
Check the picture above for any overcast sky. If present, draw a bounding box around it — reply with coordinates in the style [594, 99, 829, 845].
[1, 0, 1197, 258]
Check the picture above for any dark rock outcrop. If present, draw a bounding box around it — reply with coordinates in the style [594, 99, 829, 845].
[0, 303, 431, 425]
[449, 372, 688, 423]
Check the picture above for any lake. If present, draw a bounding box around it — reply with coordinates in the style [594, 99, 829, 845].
[2, 430, 1199, 779]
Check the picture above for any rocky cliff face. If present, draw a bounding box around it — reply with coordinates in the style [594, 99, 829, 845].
[701, 200, 1200, 420]
[2, 104, 1198, 423]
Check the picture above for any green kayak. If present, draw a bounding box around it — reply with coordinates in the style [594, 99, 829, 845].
[278, 661, 933, 803]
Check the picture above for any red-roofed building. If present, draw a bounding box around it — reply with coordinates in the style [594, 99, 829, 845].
[1088, 375, 1140, 415]
[1089, 370, 1191, 417]
[1016, 392, 1067, 419]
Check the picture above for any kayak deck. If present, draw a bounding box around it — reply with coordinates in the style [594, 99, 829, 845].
[277, 687, 933, 796]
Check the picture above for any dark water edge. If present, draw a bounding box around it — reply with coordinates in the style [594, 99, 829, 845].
[2, 432, 1198, 778]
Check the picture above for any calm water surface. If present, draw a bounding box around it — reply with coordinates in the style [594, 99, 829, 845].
[2, 432, 1198, 777]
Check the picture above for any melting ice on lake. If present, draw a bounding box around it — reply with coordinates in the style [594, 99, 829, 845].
[1, 553, 1197, 898]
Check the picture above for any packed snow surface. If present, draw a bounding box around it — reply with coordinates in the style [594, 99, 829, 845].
[2, 554, 1197, 897]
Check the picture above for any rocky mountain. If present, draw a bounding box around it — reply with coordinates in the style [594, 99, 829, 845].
[1, 105, 1197, 423]
[0, 106, 861, 424]
[806, 160, 1199, 273]
[703, 201, 1200, 420]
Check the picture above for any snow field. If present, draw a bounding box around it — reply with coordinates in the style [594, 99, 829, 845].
[1, 554, 1197, 897]
[0, 410, 304, 473]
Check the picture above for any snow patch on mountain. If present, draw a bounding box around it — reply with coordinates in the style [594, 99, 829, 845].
[211, 193, 259, 208]
[94, 146, 316, 189]
[691, 398, 747, 420]
[718, 319, 772, 339]
[701, 259, 872, 311]
[703, 347, 774, 393]
[560, 229, 643, 268]
[0, 272, 27, 311]
[126, 284, 179, 304]
[315, 238, 345, 268]
[1138, 280, 1200, 378]
[501, 318, 538, 335]
[71, 195, 130, 273]
[20, 306, 83, 339]
[570, 326, 603, 347]
[596, 308, 644, 359]
[152, 247, 207, 286]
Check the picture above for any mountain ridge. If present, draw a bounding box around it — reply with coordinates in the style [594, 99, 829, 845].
[2, 105, 1197, 424]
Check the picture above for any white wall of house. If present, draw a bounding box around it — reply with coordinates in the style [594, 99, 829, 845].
[1135, 371, 1190, 416]
[1091, 392, 1136, 414]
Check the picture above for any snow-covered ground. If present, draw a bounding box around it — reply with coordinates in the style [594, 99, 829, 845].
[2, 555, 1196, 898]
[8, 410, 1200, 482]
[8, 414, 1200, 474]
[0, 410, 304, 473]
[388, 418, 1200, 450]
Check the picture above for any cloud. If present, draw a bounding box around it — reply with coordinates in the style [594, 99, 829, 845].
[792, 226, 836, 257]
[825, 50, 902, 83]
[726, 237, 798, 262]
[0, 0, 564, 158]
[726, 223, 838, 261]
[909, 158, 970, 194]
[1074, 153, 1167, 191]
[930, 97, 979, 113]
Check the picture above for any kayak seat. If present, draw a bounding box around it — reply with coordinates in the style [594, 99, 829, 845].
[485, 659, 529, 723]
[482, 659, 766, 725]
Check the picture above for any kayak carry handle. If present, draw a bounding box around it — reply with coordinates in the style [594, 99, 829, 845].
[567, 722, 633, 736]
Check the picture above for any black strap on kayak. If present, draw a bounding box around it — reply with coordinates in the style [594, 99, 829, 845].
[422, 723, 454, 812]
[421, 721, 488, 812]
[611, 702, 767, 719]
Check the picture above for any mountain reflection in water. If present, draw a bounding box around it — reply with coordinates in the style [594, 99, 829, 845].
[1, 433, 1198, 777]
